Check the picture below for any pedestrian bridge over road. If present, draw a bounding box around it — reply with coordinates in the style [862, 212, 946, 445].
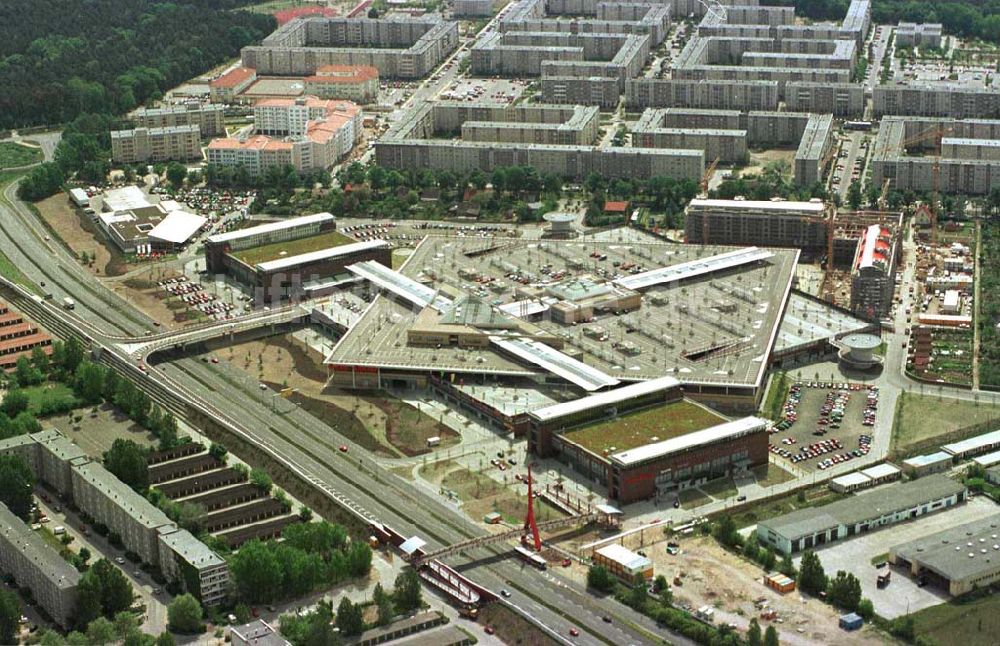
[116, 303, 317, 359]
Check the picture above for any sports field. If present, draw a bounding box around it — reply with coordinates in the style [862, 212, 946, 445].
[562, 400, 727, 455]
[233, 230, 355, 265]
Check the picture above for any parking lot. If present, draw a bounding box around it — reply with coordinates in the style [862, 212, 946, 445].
[439, 78, 530, 104]
[801, 496, 998, 619]
[769, 381, 878, 472]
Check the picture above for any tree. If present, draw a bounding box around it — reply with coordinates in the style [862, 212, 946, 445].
[846, 181, 863, 211]
[249, 468, 273, 493]
[393, 568, 422, 613]
[747, 618, 762, 646]
[0, 454, 35, 520]
[86, 617, 116, 645]
[0, 589, 21, 646]
[779, 552, 796, 578]
[827, 570, 862, 612]
[856, 597, 874, 621]
[167, 594, 203, 633]
[155, 632, 176, 646]
[628, 573, 648, 608]
[230, 539, 283, 603]
[208, 442, 227, 462]
[764, 624, 779, 646]
[652, 574, 669, 594]
[713, 515, 742, 549]
[74, 575, 104, 628]
[336, 597, 364, 636]
[797, 550, 827, 596]
[1, 388, 29, 417]
[104, 439, 148, 492]
[373, 582, 393, 627]
[87, 558, 134, 617]
[113, 612, 138, 641]
[165, 162, 187, 188]
[74, 361, 106, 405]
[587, 565, 616, 593]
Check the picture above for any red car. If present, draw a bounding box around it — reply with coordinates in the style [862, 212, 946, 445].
[339, 445, 349, 452]
[569, 628, 580, 637]
[561, 558, 572, 567]
[484, 626, 495, 635]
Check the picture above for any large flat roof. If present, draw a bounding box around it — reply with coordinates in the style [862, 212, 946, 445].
[891, 513, 1000, 584]
[688, 198, 827, 213]
[149, 210, 206, 245]
[614, 247, 774, 291]
[347, 260, 453, 312]
[530, 376, 681, 423]
[759, 474, 966, 541]
[490, 336, 620, 392]
[610, 416, 768, 467]
[256, 240, 389, 272]
[207, 212, 334, 244]
[903, 451, 953, 467]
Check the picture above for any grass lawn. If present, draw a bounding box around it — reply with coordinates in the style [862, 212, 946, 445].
[21, 384, 80, 416]
[678, 488, 711, 508]
[700, 478, 737, 500]
[892, 393, 1000, 453]
[752, 463, 796, 488]
[232, 230, 355, 266]
[365, 397, 459, 457]
[909, 593, 1000, 646]
[562, 400, 726, 455]
[732, 486, 849, 529]
[478, 603, 561, 646]
[0, 142, 42, 169]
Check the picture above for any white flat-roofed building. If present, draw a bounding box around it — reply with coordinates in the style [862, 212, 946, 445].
[973, 449, 1000, 468]
[593, 543, 653, 581]
[614, 247, 775, 291]
[69, 188, 90, 208]
[102, 185, 150, 213]
[830, 471, 871, 493]
[529, 376, 682, 423]
[942, 429, 1000, 459]
[490, 336, 620, 392]
[610, 416, 770, 467]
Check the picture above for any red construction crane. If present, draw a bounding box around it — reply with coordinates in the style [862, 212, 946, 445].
[522, 464, 541, 552]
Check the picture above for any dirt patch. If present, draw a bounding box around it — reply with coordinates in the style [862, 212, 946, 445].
[34, 193, 120, 275]
[477, 603, 560, 646]
[365, 397, 458, 456]
[42, 404, 156, 459]
[277, 387, 395, 457]
[421, 460, 565, 525]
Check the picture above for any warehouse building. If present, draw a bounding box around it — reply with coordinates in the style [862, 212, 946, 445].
[527, 376, 770, 503]
[889, 514, 1000, 596]
[241, 16, 459, 79]
[111, 125, 202, 164]
[684, 198, 831, 251]
[0, 502, 80, 629]
[829, 463, 901, 493]
[757, 474, 967, 554]
[593, 544, 653, 581]
[131, 102, 226, 137]
[205, 212, 337, 273]
[942, 429, 1000, 459]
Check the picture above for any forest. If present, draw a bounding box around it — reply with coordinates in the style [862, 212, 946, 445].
[780, 0, 1000, 44]
[0, 0, 275, 129]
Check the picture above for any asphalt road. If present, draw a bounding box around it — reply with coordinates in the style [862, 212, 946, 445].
[0, 179, 676, 645]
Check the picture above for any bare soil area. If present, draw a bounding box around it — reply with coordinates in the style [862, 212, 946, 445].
[34, 193, 119, 275]
[43, 404, 156, 459]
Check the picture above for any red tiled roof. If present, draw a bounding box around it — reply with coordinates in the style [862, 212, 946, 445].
[211, 67, 256, 89]
[604, 201, 629, 213]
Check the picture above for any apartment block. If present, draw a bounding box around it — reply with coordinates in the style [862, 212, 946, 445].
[375, 101, 703, 181]
[896, 22, 942, 49]
[241, 17, 459, 79]
[541, 76, 621, 109]
[684, 198, 830, 250]
[873, 84, 1000, 119]
[0, 432, 230, 605]
[625, 79, 779, 111]
[0, 503, 80, 629]
[209, 100, 361, 177]
[794, 113, 835, 186]
[304, 65, 379, 103]
[210, 67, 257, 103]
[784, 82, 865, 118]
[111, 125, 202, 164]
[633, 109, 747, 163]
[132, 103, 226, 137]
